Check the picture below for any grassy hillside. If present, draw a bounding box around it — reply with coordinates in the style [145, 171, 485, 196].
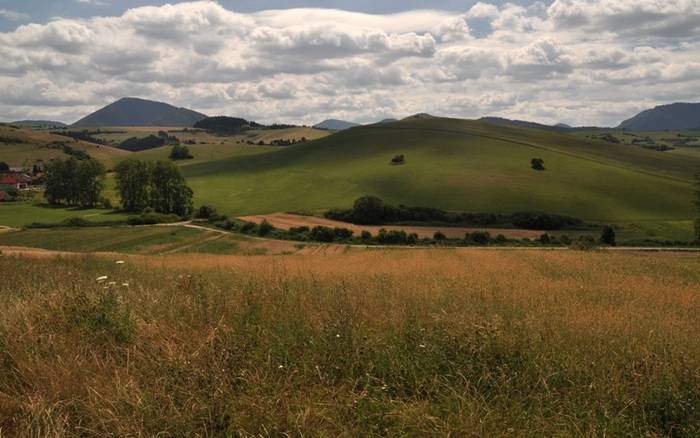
[1, 250, 699, 435]
[0, 124, 127, 167]
[178, 117, 699, 221]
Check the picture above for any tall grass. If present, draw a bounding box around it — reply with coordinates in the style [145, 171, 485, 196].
[1, 250, 699, 436]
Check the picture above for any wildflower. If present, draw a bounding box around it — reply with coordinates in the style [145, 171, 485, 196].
[108, 281, 116, 286]
[115, 260, 125, 265]
[419, 344, 426, 348]
[336, 334, 341, 338]
[278, 365, 284, 369]
[96, 276, 108, 282]
[122, 283, 130, 287]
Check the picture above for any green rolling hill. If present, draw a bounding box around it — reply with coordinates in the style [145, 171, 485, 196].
[178, 116, 699, 222]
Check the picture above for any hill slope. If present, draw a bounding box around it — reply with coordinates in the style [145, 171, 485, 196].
[619, 102, 700, 130]
[0, 124, 127, 166]
[11, 120, 67, 129]
[177, 116, 699, 221]
[72, 97, 207, 128]
[314, 119, 360, 131]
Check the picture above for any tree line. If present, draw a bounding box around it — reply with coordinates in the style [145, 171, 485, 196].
[44, 157, 105, 207]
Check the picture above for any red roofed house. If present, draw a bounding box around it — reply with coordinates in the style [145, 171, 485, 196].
[0, 173, 32, 190]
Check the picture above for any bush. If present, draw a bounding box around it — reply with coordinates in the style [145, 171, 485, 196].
[195, 205, 218, 220]
[333, 228, 353, 240]
[258, 220, 274, 236]
[466, 231, 491, 245]
[539, 233, 551, 244]
[290, 226, 310, 235]
[310, 226, 336, 242]
[240, 222, 257, 234]
[361, 230, 373, 241]
[351, 196, 387, 225]
[391, 154, 405, 164]
[600, 225, 616, 246]
[377, 229, 409, 244]
[169, 145, 193, 160]
[433, 231, 447, 241]
[570, 236, 597, 251]
[127, 213, 180, 225]
[530, 158, 545, 170]
[406, 233, 419, 245]
[100, 197, 113, 209]
[494, 234, 508, 244]
[61, 217, 90, 227]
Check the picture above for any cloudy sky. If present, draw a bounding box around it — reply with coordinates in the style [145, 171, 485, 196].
[0, 0, 698, 126]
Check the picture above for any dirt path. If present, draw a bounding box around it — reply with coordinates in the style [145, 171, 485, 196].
[239, 213, 545, 239]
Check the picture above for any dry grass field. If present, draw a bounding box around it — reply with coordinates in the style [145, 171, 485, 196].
[1, 249, 699, 436]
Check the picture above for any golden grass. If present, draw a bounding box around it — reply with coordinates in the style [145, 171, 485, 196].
[0, 249, 699, 436]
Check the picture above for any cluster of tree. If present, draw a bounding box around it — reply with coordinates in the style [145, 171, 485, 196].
[169, 145, 193, 160]
[47, 143, 91, 160]
[0, 161, 9, 172]
[115, 159, 193, 216]
[51, 130, 107, 145]
[0, 135, 26, 144]
[267, 138, 307, 146]
[530, 158, 545, 170]
[118, 134, 179, 152]
[44, 157, 106, 207]
[194, 116, 261, 133]
[325, 196, 583, 230]
[590, 133, 620, 144]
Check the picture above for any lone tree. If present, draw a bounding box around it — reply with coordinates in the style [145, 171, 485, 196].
[169, 145, 193, 160]
[531, 158, 545, 171]
[351, 195, 387, 225]
[391, 154, 405, 164]
[0, 161, 9, 172]
[600, 225, 616, 246]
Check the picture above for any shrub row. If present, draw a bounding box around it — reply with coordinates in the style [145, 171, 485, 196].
[325, 196, 583, 230]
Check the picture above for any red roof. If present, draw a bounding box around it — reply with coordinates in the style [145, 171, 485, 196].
[0, 173, 31, 185]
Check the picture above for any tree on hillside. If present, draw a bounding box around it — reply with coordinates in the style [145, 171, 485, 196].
[0, 161, 9, 172]
[531, 158, 545, 171]
[169, 145, 193, 160]
[351, 196, 387, 224]
[115, 159, 152, 212]
[150, 161, 193, 216]
[600, 225, 616, 246]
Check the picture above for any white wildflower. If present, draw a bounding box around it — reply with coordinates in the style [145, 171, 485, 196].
[96, 276, 108, 282]
[115, 260, 125, 265]
[419, 344, 426, 348]
[122, 283, 130, 287]
[108, 281, 116, 286]
[278, 365, 284, 369]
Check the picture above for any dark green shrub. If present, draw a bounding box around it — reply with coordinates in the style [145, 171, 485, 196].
[466, 231, 491, 245]
[240, 222, 257, 234]
[433, 231, 447, 241]
[333, 227, 354, 240]
[258, 219, 274, 236]
[539, 233, 551, 244]
[310, 226, 335, 242]
[195, 205, 218, 220]
[570, 235, 597, 250]
[61, 217, 89, 227]
[494, 234, 507, 244]
[361, 230, 372, 241]
[600, 225, 616, 246]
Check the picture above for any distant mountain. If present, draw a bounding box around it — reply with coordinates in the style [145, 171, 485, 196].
[72, 97, 207, 128]
[377, 118, 399, 124]
[618, 103, 700, 131]
[313, 119, 360, 131]
[555, 123, 572, 129]
[194, 116, 261, 133]
[11, 120, 67, 129]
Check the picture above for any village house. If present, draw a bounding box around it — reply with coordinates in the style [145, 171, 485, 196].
[0, 172, 33, 190]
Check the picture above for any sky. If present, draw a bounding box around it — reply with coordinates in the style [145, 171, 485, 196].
[0, 0, 699, 126]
